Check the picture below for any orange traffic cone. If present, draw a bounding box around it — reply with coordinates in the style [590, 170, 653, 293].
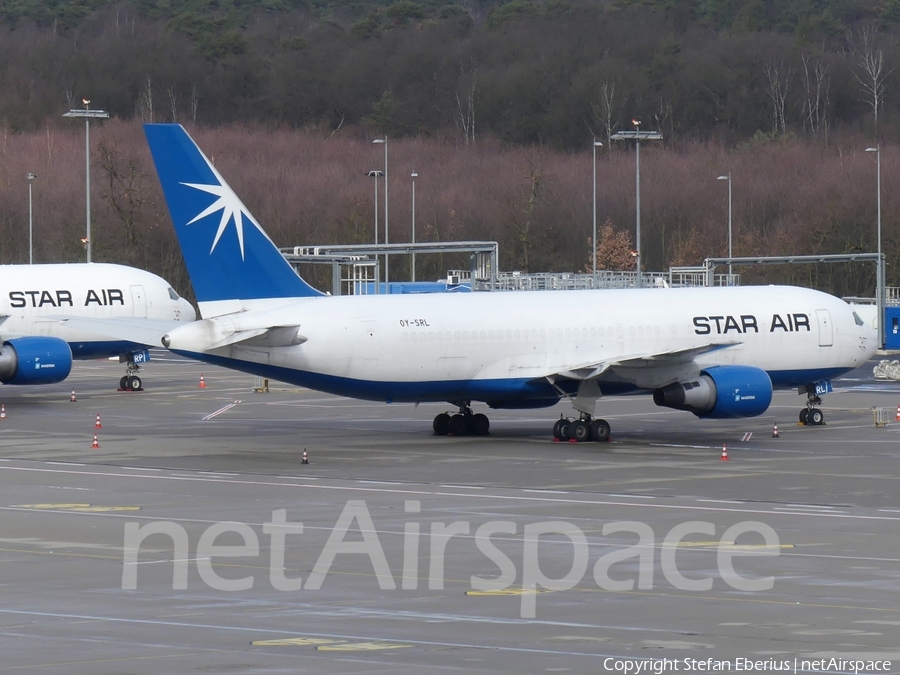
[70, 389, 77, 403]
[91, 433, 100, 449]
[895, 405, 900, 422]
[199, 374, 206, 389]
[0, 404, 6, 419]
[720, 444, 729, 461]
[772, 423, 779, 438]
[95, 413, 102, 429]
[302, 450, 309, 465]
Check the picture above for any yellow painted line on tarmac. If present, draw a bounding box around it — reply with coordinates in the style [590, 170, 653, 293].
[465, 588, 545, 596]
[12, 503, 141, 512]
[252, 637, 338, 646]
[317, 642, 411, 652]
[252, 636, 411, 651]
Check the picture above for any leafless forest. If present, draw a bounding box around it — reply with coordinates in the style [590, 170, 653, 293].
[0, 119, 892, 300]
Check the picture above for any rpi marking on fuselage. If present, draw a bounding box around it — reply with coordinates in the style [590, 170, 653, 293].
[692, 313, 810, 335]
[8, 289, 125, 309]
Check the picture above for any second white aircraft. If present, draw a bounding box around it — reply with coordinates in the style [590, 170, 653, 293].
[144, 123, 877, 440]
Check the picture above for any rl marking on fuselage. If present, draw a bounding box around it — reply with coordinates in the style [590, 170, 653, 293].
[8, 289, 125, 308]
[692, 313, 811, 335]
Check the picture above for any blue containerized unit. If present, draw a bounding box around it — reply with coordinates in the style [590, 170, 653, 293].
[885, 307, 900, 349]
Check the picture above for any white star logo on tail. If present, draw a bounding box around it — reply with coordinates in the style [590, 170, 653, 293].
[181, 163, 265, 260]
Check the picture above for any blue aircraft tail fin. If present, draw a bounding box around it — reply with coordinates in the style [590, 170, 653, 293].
[144, 124, 323, 305]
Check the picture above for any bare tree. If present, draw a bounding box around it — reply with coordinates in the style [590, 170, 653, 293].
[165, 85, 178, 122]
[764, 61, 792, 134]
[138, 75, 154, 123]
[852, 25, 891, 133]
[654, 97, 674, 140]
[190, 84, 200, 123]
[455, 59, 477, 146]
[800, 52, 830, 141]
[590, 80, 622, 149]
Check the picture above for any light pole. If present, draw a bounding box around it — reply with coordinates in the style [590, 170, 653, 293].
[373, 137, 388, 282]
[592, 139, 603, 286]
[26, 173, 36, 264]
[411, 170, 418, 282]
[866, 144, 884, 348]
[63, 99, 108, 263]
[717, 172, 733, 283]
[366, 170, 384, 246]
[610, 121, 663, 288]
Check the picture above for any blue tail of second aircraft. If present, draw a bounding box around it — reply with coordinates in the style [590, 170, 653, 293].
[144, 124, 323, 305]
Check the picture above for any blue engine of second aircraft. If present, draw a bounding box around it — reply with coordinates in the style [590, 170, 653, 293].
[0, 336, 73, 385]
[652, 365, 773, 419]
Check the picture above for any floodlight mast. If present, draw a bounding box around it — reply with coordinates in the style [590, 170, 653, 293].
[610, 121, 663, 288]
[63, 101, 109, 263]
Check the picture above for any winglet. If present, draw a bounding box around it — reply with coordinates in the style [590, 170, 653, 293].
[143, 124, 323, 309]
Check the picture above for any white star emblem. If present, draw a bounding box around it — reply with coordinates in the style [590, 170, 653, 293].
[180, 164, 264, 260]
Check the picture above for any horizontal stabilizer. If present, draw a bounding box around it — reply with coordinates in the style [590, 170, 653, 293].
[206, 325, 307, 350]
[53, 317, 186, 348]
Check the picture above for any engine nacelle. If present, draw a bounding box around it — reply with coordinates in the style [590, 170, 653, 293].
[0, 337, 73, 385]
[652, 365, 772, 419]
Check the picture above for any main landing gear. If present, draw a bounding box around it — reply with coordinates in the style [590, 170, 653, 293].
[433, 402, 490, 437]
[799, 393, 824, 426]
[552, 414, 611, 443]
[117, 358, 144, 392]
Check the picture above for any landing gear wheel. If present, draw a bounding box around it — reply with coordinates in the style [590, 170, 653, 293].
[557, 420, 571, 441]
[449, 414, 469, 436]
[552, 419, 566, 440]
[799, 409, 809, 425]
[590, 419, 611, 442]
[119, 376, 128, 391]
[129, 376, 142, 391]
[471, 413, 490, 436]
[570, 420, 591, 442]
[809, 408, 824, 426]
[433, 413, 450, 436]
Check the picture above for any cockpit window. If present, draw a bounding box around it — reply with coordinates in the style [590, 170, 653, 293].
[852, 311, 865, 327]
[168, 287, 180, 301]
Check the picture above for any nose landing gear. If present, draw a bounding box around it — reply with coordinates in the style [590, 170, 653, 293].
[117, 357, 144, 392]
[799, 394, 824, 426]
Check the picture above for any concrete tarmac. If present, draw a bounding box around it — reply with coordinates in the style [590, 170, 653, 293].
[0, 352, 898, 674]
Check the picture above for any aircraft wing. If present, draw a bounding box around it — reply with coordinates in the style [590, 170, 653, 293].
[546, 342, 741, 382]
[51, 316, 188, 349]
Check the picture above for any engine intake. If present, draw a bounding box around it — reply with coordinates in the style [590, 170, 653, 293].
[0, 337, 73, 385]
[653, 365, 772, 419]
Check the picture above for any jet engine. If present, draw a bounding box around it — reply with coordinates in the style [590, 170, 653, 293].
[0, 336, 73, 385]
[652, 365, 772, 419]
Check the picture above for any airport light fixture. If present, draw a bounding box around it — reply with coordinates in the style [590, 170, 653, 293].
[63, 100, 108, 263]
[866, 144, 884, 348]
[592, 139, 603, 286]
[717, 173, 733, 282]
[366, 170, 384, 246]
[610, 120, 663, 288]
[411, 170, 418, 282]
[373, 137, 389, 282]
[27, 172, 36, 264]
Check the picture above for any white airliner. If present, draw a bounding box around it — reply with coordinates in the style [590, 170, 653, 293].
[0, 263, 195, 390]
[144, 123, 877, 440]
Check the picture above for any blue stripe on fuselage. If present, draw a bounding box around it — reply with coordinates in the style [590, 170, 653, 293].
[171, 350, 852, 404]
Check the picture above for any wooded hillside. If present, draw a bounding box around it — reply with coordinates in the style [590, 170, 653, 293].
[0, 1, 898, 300]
